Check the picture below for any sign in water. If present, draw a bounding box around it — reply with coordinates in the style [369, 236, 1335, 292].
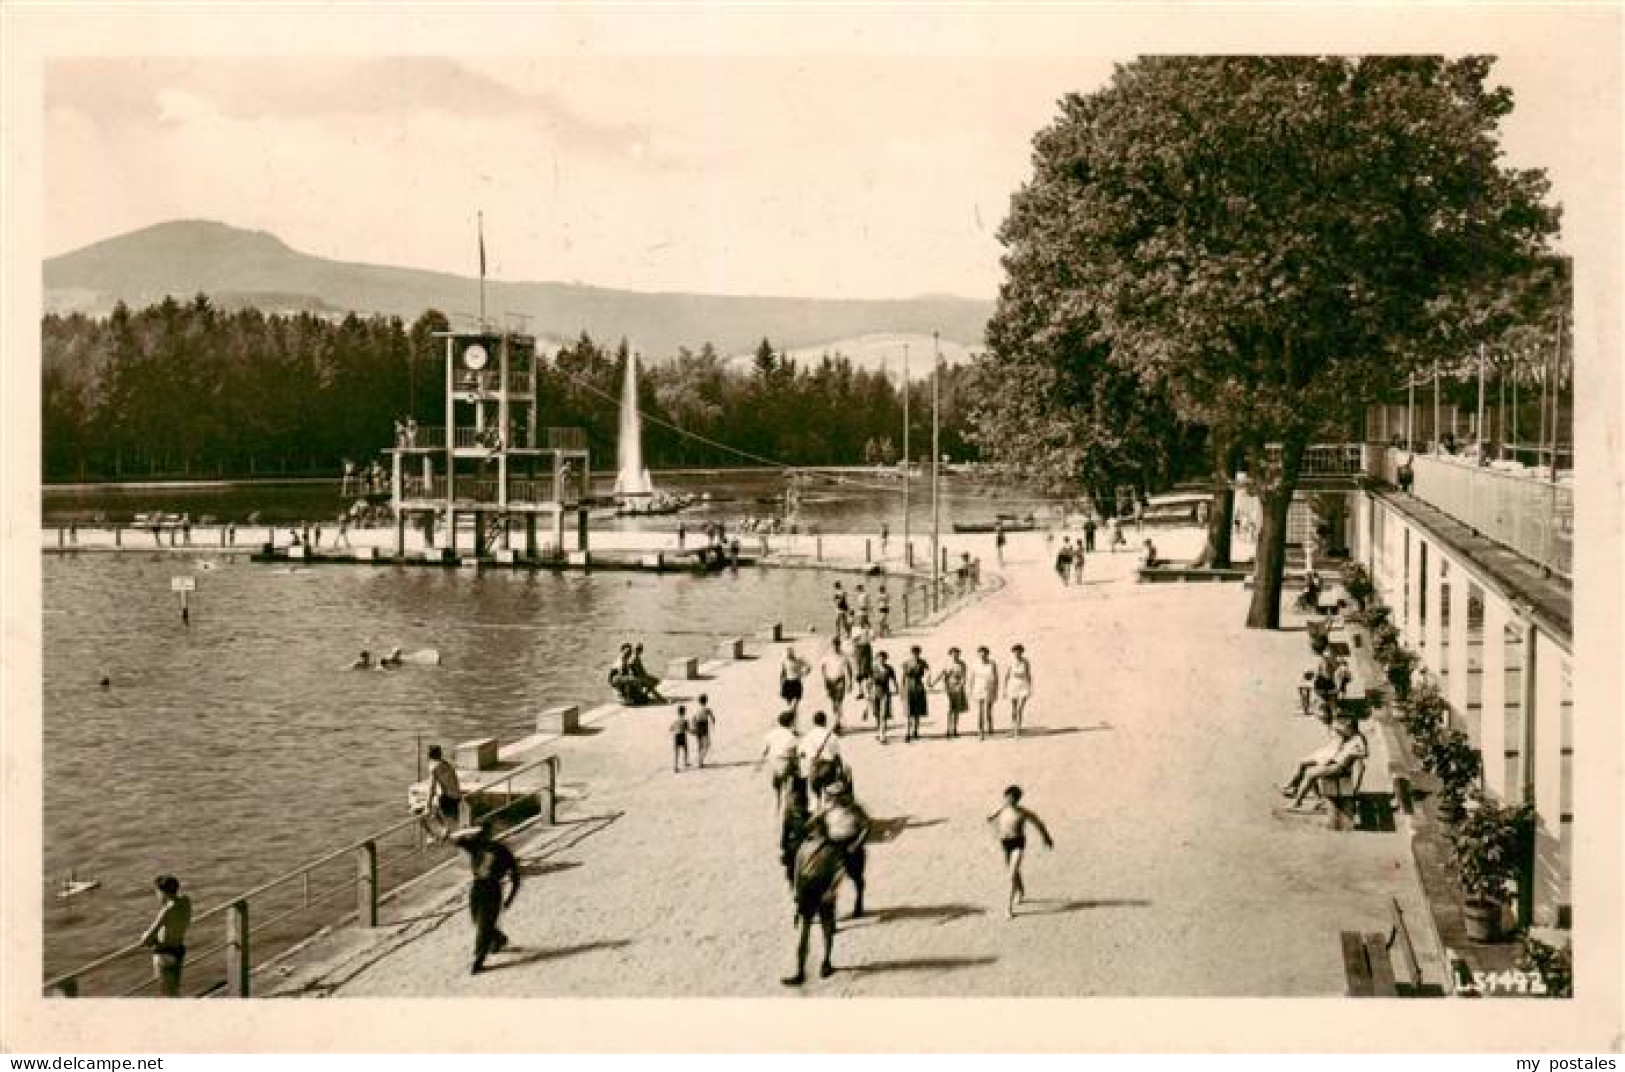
[171, 575, 195, 625]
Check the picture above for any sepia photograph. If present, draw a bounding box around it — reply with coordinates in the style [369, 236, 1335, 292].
[2, 1, 1620, 1055]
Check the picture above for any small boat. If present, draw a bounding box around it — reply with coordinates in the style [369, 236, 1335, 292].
[57, 872, 100, 900]
[615, 492, 696, 517]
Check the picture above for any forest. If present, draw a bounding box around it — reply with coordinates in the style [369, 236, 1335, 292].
[40, 295, 981, 482]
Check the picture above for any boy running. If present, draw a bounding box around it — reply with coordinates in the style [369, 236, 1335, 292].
[987, 785, 1054, 918]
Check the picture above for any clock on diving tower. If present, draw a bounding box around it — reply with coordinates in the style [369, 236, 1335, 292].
[385, 330, 590, 561]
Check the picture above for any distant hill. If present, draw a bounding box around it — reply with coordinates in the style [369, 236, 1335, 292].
[43, 220, 993, 358]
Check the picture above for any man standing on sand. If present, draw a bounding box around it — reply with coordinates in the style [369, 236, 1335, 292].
[798, 710, 844, 798]
[968, 646, 1000, 740]
[994, 520, 1007, 564]
[820, 639, 850, 730]
[987, 785, 1054, 918]
[452, 824, 521, 974]
[139, 874, 193, 997]
[759, 710, 802, 816]
[691, 694, 716, 767]
[780, 646, 811, 716]
[1084, 516, 1098, 552]
[783, 822, 844, 986]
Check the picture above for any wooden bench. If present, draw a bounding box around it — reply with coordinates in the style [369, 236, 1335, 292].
[1316, 756, 1366, 831]
[455, 737, 500, 772]
[1341, 930, 1398, 996]
[1342, 898, 1437, 997]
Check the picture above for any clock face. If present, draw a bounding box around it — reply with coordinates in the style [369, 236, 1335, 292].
[462, 344, 489, 370]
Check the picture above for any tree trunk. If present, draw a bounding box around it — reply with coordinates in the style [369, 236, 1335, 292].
[1246, 438, 1305, 630]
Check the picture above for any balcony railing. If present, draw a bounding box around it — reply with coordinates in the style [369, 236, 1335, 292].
[400, 476, 576, 506]
[1261, 443, 1364, 478]
[1369, 445, 1572, 579]
[392, 426, 587, 453]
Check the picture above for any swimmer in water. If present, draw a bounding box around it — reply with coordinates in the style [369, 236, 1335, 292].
[379, 646, 404, 669]
[350, 650, 373, 670]
[987, 785, 1054, 919]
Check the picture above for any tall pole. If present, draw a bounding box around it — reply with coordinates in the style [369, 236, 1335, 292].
[1551, 310, 1564, 482]
[1476, 342, 1487, 452]
[1407, 377, 1415, 449]
[477, 210, 487, 329]
[931, 331, 942, 597]
[1432, 364, 1441, 452]
[1498, 368, 1506, 461]
[902, 342, 910, 560]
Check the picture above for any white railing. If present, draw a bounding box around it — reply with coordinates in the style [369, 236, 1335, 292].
[1370, 445, 1572, 578]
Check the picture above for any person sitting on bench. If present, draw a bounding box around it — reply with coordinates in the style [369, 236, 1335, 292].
[1280, 717, 1367, 809]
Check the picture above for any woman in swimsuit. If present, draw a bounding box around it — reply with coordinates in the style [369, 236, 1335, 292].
[987, 785, 1054, 919]
[1005, 644, 1034, 738]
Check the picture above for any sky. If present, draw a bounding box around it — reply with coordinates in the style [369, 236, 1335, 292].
[41, 44, 1600, 303]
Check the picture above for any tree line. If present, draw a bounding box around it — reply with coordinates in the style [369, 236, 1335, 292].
[41, 297, 981, 482]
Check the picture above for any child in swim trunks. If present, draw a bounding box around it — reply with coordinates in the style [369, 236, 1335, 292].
[670, 707, 691, 772]
[987, 785, 1054, 919]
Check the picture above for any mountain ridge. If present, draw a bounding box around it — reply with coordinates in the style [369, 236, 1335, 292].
[45, 220, 994, 360]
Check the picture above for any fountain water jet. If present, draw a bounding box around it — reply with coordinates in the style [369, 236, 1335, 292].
[612, 350, 654, 498]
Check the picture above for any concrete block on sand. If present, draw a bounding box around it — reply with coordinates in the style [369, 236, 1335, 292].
[757, 622, 784, 642]
[666, 657, 699, 681]
[455, 737, 499, 771]
[537, 704, 581, 735]
[717, 637, 746, 660]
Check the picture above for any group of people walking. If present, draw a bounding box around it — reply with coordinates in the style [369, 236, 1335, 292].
[810, 620, 1036, 744]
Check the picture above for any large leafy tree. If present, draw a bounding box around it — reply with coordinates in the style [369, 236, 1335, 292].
[994, 55, 1558, 626]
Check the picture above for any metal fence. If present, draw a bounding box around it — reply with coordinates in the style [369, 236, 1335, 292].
[1369, 445, 1572, 579]
[44, 754, 559, 998]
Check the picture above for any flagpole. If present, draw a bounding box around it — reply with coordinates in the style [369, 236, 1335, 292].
[931, 331, 941, 604]
[478, 210, 487, 330]
[902, 342, 910, 564]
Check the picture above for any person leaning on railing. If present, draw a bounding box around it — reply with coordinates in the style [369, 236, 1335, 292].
[139, 875, 192, 997]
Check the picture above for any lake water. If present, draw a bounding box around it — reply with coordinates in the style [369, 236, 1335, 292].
[42, 468, 1069, 534]
[40, 472, 1057, 985]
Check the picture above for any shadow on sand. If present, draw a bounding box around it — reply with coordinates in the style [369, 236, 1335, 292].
[1017, 897, 1151, 915]
[519, 858, 584, 878]
[481, 939, 632, 972]
[854, 902, 987, 926]
[847, 955, 998, 975]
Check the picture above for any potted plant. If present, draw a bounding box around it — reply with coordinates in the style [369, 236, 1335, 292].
[1340, 562, 1375, 611]
[1382, 645, 1418, 701]
[1398, 682, 1448, 752]
[1516, 932, 1574, 997]
[1420, 727, 1481, 823]
[1450, 796, 1534, 943]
